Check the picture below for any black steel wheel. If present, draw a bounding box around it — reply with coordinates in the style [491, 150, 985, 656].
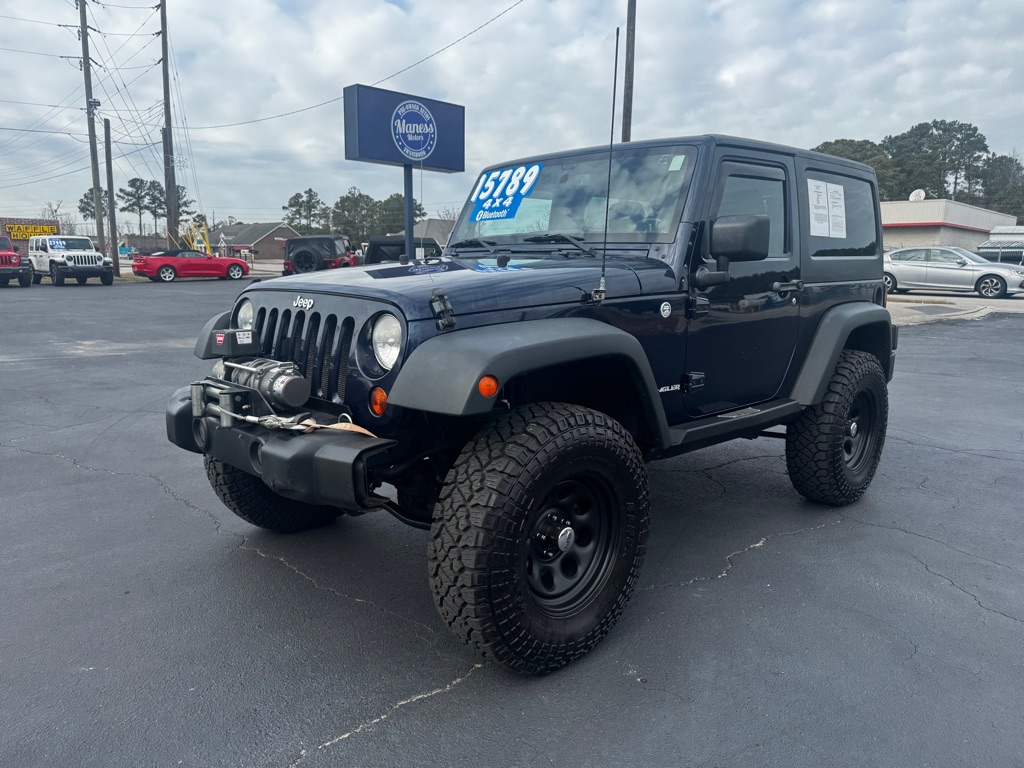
[50, 264, 64, 285]
[429, 402, 650, 675]
[786, 350, 888, 505]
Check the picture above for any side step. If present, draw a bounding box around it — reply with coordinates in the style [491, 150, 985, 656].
[664, 399, 803, 456]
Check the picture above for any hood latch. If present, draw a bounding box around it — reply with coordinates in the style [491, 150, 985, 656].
[430, 288, 457, 331]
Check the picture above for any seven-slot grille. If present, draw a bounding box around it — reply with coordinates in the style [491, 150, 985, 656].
[0, 254, 16, 267]
[254, 307, 354, 402]
[64, 253, 102, 266]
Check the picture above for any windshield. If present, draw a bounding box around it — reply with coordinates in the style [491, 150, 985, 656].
[0, 237, 12, 250]
[48, 237, 94, 251]
[450, 144, 697, 247]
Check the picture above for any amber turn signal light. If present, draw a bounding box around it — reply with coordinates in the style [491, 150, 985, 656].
[478, 375, 499, 398]
[369, 387, 388, 416]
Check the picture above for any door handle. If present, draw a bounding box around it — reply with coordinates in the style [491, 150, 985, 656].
[772, 280, 804, 293]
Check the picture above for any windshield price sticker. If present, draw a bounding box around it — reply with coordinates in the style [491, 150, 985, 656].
[469, 163, 543, 223]
[50, 239, 67, 250]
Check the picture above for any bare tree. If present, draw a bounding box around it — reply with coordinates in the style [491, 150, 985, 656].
[41, 201, 78, 235]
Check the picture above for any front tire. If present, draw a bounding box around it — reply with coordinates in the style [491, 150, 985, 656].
[101, 272, 114, 286]
[786, 350, 888, 506]
[428, 403, 650, 675]
[18, 272, 31, 288]
[882, 272, 896, 294]
[226, 264, 244, 280]
[204, 456, 339, 533]
[51, 264, 64, 286]
[977, 275, 1007, 299]
[158, 265, 176, 283]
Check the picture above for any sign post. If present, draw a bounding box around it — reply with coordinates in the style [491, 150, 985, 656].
[344, 85, 464, 261]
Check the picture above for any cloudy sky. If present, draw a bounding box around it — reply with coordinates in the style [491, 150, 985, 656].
[1, 0, 1023, 230]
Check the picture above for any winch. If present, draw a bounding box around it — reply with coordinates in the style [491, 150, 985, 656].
[221, 358, 310, 410]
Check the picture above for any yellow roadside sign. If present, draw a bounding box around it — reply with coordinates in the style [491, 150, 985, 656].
[5, 224, 58, 237]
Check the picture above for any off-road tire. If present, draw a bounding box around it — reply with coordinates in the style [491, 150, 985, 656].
[0, 278, 8, 287]
[77, 276, 88, 285]
[290, 250, 322, 273]
[51, 264, 64, 286]
[976, 275, 1007, 299]
[101, 272, 114, 286]
[786, 350, 888, 506]
[204, 456, 339, 533]
[32, 269, 42, 284]
[158, 265, 176, 283]
[18, 272, 31, 287]
[428, 402, 650, 675]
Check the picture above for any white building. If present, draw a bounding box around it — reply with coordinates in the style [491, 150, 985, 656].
[975, 226, 1024, 265]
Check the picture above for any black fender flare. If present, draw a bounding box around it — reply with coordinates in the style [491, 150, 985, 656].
[790, 303, 895, 406]
[193, 311, 230, 359]
[388, 318, 672, 448]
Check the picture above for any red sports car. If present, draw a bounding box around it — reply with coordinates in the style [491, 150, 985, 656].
[132, 249, 249, 282]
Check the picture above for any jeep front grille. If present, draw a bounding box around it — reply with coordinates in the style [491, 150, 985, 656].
[0, 254, 15, 267]
[254, 308, 354, 402]
[65, 253, 102, 266]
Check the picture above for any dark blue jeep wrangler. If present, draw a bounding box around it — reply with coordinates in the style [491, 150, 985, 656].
[167, 135, 896, 674]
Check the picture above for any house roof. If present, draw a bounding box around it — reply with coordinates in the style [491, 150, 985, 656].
[209, 222, 297, 247]
[989, 226, 1024, 235]
[392, 218, 456, 243]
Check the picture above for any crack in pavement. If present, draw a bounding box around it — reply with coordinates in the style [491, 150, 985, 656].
[889, 432, 1024, 463]
[912, 555, 1024, 626]
[641, 518, 841, 591]
[288, 664, 482, 767]
[839, 512, 1020, 575]
[241, 541, 465, 664]
[649, 453, 786, 500]
[0, 439, 463, 663]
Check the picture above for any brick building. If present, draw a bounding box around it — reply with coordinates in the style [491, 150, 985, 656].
[0, 217, 60, 248]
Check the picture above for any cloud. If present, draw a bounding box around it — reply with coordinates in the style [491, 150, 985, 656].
[1, 0, 1023, 226]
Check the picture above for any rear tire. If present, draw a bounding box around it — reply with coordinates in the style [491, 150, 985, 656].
[76, 276, 88, 285]
[428, 402, 650, 675]
[204, 456, 340, 533]
[158, 265, 176, 283]
[786, 350, 888, 506]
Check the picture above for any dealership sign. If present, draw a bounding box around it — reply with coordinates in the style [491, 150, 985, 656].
[343, 84, 464, 173]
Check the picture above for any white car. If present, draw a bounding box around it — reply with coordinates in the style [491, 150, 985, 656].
[883, 247, 1024, 299]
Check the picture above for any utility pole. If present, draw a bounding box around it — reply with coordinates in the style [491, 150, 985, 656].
[104, 118, 119, 274]
[621, 0, 636, 143]
[160, 0, 177, 248]
[79, 0, 106, 254]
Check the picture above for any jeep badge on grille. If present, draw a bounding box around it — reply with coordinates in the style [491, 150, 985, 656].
[293, 295, 314, 310]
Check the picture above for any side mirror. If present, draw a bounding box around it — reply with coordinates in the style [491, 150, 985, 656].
[956, 258, 967, 266]
[13, 245, 19, 253]
[694, 214, 771, 289]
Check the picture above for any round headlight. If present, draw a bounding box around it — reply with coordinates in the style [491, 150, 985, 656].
[65, 254, 74, 262]
[371, 313, 402, 370]
[236, 299, 254, 330]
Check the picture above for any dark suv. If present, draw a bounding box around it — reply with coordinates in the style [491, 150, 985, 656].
[167, 135, 896, 675]
[282, 234, 358, 275]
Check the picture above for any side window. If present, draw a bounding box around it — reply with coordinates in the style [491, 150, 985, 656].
[715, 172, 787, 256]
[902, 249, 927, 262]
[806, 173, 878, 258]
[929, 249, 959, 264]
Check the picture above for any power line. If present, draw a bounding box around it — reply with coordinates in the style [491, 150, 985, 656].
[0, 45, 78, 60]
[185, 0, 527, 130]
[0, 13, 70, 28]
[0, 125, 88, 137]
[0, 142, 161, 190]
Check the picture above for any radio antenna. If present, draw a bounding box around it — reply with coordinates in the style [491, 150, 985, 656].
[594, 27, 620, 305]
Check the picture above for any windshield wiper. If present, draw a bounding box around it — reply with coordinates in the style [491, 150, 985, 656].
[522, 233, 595, 257]
[447, 238, 498, 254]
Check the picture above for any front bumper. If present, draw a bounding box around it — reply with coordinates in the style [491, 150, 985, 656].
[0, 265, 30, 278]
[54, 264, 113, 277]
[166, 386, 395, 512]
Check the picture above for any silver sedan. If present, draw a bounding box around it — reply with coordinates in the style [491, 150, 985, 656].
[883, 246, 1024, 299]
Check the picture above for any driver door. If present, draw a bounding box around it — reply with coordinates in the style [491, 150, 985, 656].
[683, 157, 800, 418]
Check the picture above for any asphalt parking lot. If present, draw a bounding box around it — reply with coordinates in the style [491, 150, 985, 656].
[2, 279, 1022, 768]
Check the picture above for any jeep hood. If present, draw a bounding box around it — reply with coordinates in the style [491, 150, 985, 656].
[245, 258, 663, 320]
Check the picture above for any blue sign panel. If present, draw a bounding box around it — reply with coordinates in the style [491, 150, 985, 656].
[344, 84, 464, 173]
